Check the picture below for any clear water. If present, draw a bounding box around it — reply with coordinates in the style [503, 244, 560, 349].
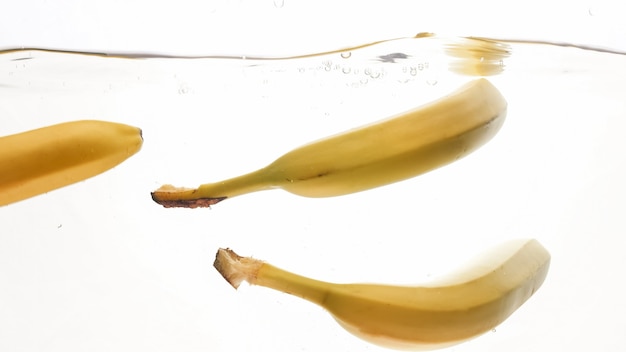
[1, 35, 626, 351]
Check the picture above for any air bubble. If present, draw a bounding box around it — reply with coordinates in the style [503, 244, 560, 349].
[178, 83, 190, 94]
[426, 79, 438, 86]
[410, 67, 418, 76]
[273, 0, 284, 8]
[340, 51, 351, 59]
[342, 67, 351, 74]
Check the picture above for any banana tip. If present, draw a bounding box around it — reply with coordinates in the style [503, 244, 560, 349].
[151, 184, 226, 208]
[151, 193, 226, 208]
[214, 248, 263, 289]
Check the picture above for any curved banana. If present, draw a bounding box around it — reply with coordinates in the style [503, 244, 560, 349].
[151, 78, 507, 208]
[0, 120, 143, 206]
[213, 239, 550, 351]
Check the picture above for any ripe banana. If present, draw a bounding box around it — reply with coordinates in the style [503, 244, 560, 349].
[151, 78, 507, 208]
[214, 239, 550, 351]
[0, 120, 143, 206]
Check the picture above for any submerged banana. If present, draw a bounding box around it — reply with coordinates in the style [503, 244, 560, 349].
[151, 78, 507, 208]
[0, 120, 143, 206]
[214, 239, 550, 350]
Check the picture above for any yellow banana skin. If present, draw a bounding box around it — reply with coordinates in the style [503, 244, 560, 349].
[214, 239, 550, 351]
[0, 120, 143, 206]
[152, 78, 507, 208]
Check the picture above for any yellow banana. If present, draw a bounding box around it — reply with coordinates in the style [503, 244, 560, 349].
[0, 120, 143, 206]
[151, 78, 507, 208]
[214, 239, 550, 351]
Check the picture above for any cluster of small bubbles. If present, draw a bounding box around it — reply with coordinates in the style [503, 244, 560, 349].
[405, 62, 429, 77]
[359, 67, 381, 79]
[346, 80, 366, 88]
[340, 51, 351, 59]
[178, 86, 189, 95]
[369, 70, 381, 79]
[322, 60, 333, 72]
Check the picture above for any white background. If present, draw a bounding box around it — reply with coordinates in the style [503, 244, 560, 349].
[1, 1, 626, 351]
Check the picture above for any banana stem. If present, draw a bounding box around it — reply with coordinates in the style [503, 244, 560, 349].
[151, 168, 275, 208]
[214, 248, 332, 306]
[255, 263, 331, 306]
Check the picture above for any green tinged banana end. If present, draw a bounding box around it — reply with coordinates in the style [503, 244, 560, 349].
[151, 184, 225, 208]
